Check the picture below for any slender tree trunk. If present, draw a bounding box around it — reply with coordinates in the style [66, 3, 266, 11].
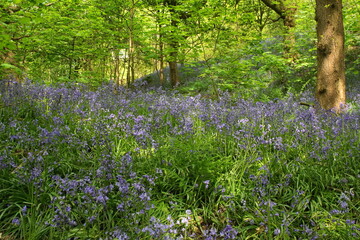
[159, 44, 165, 86]
[315, 0, 346, 112]
[69, 59, 73, 80]
[260, 0, 297, 60]
[158, 23, 165, 86]
[114, 52, 120, 86]
[260, 0, 297, 93]
[168, 59, 179, 87]
[127, 33, 135, 87]
[168, 13, 180, 88]
[68, 37, 77, 80]
[127, 0, 136, 87]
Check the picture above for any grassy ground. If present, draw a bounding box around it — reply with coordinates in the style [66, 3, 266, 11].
[0, 80, 359, 239]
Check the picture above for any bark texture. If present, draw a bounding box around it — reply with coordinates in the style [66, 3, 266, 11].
[315, 0, 346, 112]
[166, 0, 180, 88]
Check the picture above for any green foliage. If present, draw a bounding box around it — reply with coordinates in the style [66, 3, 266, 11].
[1, 0, 358, 102]
[344, 0, 360, 77]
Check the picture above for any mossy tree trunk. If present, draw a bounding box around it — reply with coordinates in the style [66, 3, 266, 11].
[315, 0, 346, 112]
[1, 4, 23, 81]
[260, 0, 297, 93]
[260, 0, 297, 60]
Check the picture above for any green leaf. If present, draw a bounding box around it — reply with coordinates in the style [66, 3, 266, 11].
[17, 17, 31, 25]
[1, 63, 18, 69]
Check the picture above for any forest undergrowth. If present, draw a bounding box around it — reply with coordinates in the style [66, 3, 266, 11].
[0, 80, 359, 239]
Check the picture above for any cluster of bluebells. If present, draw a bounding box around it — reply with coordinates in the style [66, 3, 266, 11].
[202, 225, 238, 240]
[141, 210, 238, 240]
[47, 153, 157, 237]
[0, 80, 359, 239]
[247, 167, 326, 239]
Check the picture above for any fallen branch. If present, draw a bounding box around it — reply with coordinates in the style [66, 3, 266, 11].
[299, 102, 314, 107]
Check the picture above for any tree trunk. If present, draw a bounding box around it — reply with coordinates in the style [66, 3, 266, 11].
[158, 24, 165, 86]
[168, 17, 180, 87]
[168, 59, 179, 88]
[283, 6, 297, 61]
[114, 51, 120, 86]
[260, 0, 297, 60]
[155, 10, 165, 86]
[127, 0, 136, 87]
[260, 0, 297, 93]
[315, 0, 346, 112]
[127, 34, 135, 87]
[168, 20, 180, 88]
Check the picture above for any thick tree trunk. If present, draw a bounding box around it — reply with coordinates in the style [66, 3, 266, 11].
[315, 0, 346, 112]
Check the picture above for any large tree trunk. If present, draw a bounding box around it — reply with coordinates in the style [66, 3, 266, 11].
[315, 0, 346, 112]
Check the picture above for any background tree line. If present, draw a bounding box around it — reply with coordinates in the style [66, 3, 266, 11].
[1, 0, 359, 109]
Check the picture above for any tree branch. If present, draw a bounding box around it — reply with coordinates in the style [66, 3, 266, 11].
[260, 0, 285, 19]
[299, 102, 314, 107]
[11, 35, 31, 41]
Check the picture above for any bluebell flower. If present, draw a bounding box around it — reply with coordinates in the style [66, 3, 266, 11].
[220, 225, 238, 239]
[12, 218, 20, 225]
[22, 205, 27, 215]
[274, 228, 281, 235]
[203, 180, 210, 188]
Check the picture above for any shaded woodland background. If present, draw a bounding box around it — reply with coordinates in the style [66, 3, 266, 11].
[1, 0, 359, 100]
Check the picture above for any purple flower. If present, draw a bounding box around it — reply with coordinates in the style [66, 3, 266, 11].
[22, 205, 27, 215]
[84, 186, 96, 196]
[139, 192, 150, 201]
[274, 228, 281, 235]
[203, 227, 218, 239]
[12, 218, 20, 225]
[143, 175, 155, 185]
[116, 176, 130, 194]
[339, 201, 348, 209]
[203, 180, 210, 188]
[95, 194, 108, 204]
[220, 225, 238, 239]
